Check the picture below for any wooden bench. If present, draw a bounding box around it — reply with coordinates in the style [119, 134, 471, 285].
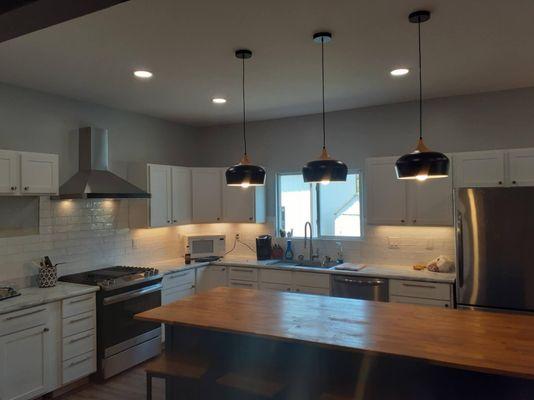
[145, 354, 210, 400]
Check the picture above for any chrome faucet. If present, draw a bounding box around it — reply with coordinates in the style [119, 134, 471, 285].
[304, 222, 315, 261]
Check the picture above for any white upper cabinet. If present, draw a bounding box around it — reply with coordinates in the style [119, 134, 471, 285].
[365, 157, 408, 225]
[148, 164, 172, 227]
[0, 150, 19, 194]
[171, 166, 192, 224]
[222, 171, 266, 223]
[507, 148, 534, 186]
[453, 151, 505, 187]
[409, 174, 453, 226]
[192, 168, 223, 223]
[20, 152, 59, 195]
[0, 150, 58, 196]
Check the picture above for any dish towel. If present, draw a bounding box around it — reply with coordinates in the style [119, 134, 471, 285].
[334, 263, 366, 271]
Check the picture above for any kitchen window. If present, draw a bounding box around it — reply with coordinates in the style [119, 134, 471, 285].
[277, 172, 362, 238]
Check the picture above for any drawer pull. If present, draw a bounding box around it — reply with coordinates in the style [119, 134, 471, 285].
[4, 308, 46, 321]
[68, 356, 92, 368]
[69, 333, 93, 344]
[169, 273, 188, 279]
[69, 296, 92, 304]
[232, 282, 253, 287]
[69, 315, 93, 324]
[402, 283, 436, 289]
[233, 268, 254, 273]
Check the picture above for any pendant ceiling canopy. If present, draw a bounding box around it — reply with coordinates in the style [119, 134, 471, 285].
[225, 49, 266, 187]
[302, 32, 348, 184]
[395, 10, 449, 181]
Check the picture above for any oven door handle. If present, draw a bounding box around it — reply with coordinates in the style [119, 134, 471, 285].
[103, 283, 162, 306]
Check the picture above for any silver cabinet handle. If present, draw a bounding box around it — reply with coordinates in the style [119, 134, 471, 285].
[68, 356, 92, 368]
[10, 186, 16, 191]
[68, 315, 92, 324]
[168, 272, 188, 279]
[103, 283, 162, 305]
[24, 186, 29, 191]
[43, 327, 49, 333]
[402, 283, 436, 289]
[69, 295, 92, 304]
[232, 268, 253, 273]
[232, 282, 254, 287]
[69, 333, 93, 344]
[4, 308, 46, 321]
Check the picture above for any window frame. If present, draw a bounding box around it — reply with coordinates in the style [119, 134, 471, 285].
[276, 169, 364, 240]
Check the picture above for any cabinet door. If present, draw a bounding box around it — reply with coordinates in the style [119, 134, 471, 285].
[0, 150, 19, 194]
[453, 151, 505, 187]
[171, 167, 192, 224]
[162, 286, 195, 305]
[260, 282, 292, 292]
[293, 285, 330, 296]
[508, 148, 534, 186]
[409, 174, 453, 226]
[222, 170, 257, 222]
[192, 168, 222, 223]
[148, 165, 172, 227]
[365, 157, 408, 225]
[20, 152, 58, 194]
[0, 325, 50, 400]
[195, 266, 227, 293]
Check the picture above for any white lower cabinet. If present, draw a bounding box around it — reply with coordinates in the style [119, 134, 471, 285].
[389, 279, 453, 308]
[259, 282, 292, 292]
[0, 302, 60, 400]
[195, 266, 228, 293]
[162, 269, 196, 305]
[257, 269, 330, 296]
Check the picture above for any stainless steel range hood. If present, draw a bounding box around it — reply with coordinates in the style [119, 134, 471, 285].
[56, 127, 150, 199]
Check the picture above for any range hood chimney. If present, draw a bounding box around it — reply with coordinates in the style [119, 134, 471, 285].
[56, 127, 150, 199]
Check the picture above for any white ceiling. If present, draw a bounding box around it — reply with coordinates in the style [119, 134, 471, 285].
[0, 0, 533, 126]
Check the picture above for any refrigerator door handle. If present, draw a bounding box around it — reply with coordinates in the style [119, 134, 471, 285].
[456, 210, 464, 288]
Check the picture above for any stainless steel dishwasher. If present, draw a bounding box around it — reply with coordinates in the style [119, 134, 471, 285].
[331, 275, 389, 301]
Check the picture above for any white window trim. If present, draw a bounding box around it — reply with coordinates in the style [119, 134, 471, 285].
[276, 170, 364, 240]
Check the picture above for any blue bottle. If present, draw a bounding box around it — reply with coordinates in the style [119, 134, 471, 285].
[284, 240, 294, 260]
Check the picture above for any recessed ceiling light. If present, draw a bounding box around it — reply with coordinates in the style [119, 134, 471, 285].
[212, 98, 227, 104]
[390, 68, 410, 77]
[133, 70, 153, 79]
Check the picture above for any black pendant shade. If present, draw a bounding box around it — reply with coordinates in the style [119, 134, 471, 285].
[225, 49, 266, 187]
[395, 11, 449, 181]
[226, 155, 266, 187]
[303, 32, 347, 184]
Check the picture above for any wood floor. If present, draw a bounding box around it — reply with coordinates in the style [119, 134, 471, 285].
[58, 364, 165, 400]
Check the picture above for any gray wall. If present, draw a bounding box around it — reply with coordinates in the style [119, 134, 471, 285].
[0, 82, 197, 184]
[195, 87, 534, 217]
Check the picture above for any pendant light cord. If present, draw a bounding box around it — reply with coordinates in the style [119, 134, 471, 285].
[242, 56, 247, 156]
[418, 18, 423, 141]
[321, 37, 326, 149]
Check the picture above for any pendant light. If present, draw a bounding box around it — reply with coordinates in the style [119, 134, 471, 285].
[302, 32, 347, 184]
[225, 49, 266, 187]
[395, 11, 449, 181]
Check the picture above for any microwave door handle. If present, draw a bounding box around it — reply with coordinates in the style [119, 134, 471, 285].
[457, 210, 464, 288]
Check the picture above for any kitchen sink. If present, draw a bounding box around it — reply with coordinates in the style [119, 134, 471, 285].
[272, 260, 337, 269]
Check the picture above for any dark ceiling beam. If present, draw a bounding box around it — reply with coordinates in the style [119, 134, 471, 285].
[0, 0, 130, 43]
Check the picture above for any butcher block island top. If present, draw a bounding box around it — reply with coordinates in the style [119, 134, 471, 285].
[136, 287, 534, 380]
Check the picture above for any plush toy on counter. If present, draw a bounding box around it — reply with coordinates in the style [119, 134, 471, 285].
[426, 256, 455, 273]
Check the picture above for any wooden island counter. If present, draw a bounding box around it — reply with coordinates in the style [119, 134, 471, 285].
[136, 287, 534, 399]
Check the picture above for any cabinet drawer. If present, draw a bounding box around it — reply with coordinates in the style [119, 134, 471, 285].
[294, 285, 330, 296]
[293, 272, 330, 289]
[163, 269, 195, 290]
[229, 267, 258, 282]
[63, 351, 96, 385]
[260, 282, 292, 292]
[62, 311, 95, 338]
[63, 329, 95, 361]
[0, 304, 48, 336]
[389, 280, 451, 301]
[229, 280, 258, 290]
[390, 295, 452, 308]
[62, 293, 95, 318]
[162, 286, 195, 305]
[260, 269, 292, 284]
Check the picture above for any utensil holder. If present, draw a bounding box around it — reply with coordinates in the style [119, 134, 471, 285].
[38, 265, 57, 288]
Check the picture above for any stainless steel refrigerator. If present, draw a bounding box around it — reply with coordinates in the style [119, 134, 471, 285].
[455, 187, 534, 313]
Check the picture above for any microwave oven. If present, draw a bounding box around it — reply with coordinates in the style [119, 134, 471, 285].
[184, 235, 226, 259]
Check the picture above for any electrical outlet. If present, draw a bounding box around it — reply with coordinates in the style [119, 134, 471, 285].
[132, 239, 137, 249]
[235, 233, 240, 240]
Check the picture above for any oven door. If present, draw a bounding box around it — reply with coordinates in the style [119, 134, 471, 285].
[100, 282, 162, 352]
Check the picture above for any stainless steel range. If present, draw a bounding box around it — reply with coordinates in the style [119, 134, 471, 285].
[59, 266, 162, 379]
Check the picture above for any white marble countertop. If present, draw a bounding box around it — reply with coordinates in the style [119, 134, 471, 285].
[151, 256, 455, 284]
[0, 282, 99, 315]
